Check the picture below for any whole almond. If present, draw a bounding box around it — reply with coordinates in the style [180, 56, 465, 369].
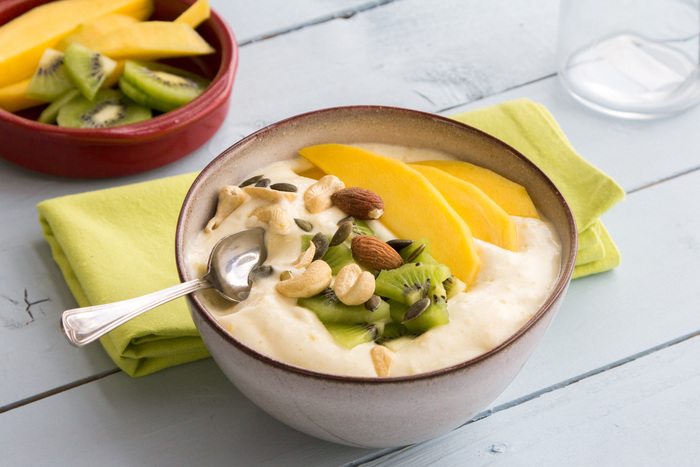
[351, 235, 404, 271]
[331, 187, 384, 220]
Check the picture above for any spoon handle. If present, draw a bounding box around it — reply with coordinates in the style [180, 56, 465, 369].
[61, 277, 211, 347]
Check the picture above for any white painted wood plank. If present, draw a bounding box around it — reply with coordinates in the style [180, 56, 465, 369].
[361, 332, 700, 466]
[0, 359, 376, 467]
[2, 165, 698, 466]
[214, 0, 386, 44]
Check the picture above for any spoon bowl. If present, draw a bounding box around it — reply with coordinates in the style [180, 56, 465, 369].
[61, 227, 266, 347]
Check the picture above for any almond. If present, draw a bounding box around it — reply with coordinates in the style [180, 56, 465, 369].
[331, 187, 384, 220]
[351, 235, 404, 271]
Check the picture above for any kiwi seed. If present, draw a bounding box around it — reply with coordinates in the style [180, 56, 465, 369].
[294, 218, 313, 232]
[329, 221, 353, 247]
[270, 182, 298, 192]
[239, 174, 264, 187]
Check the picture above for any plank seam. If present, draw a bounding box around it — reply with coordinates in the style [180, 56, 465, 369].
[627, 165, 700, 194]
[346, 328, 700, 466]
[0, 368, 120, 414]
[237, 0, 398, 46]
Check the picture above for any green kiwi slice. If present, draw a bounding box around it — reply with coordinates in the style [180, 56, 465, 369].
[388, 298, 449, 333]
[443, 275, 467, 299]
[56, 89, 151, 128]
[323, 244, 355, 275]
[37, 89, 80, 124]
[120, 60, 210, 112]
[297, 288, 390, 324]
[324, 323, 380, 349]
[25, 48, 74, 102]
[399, 238, 437, 264]
[63, 43, 117, 100]
[374, 261, 451, 305]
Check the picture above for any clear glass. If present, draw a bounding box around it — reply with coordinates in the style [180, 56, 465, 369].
[557, 0, 700, 119]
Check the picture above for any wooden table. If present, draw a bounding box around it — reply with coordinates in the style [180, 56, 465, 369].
[2, 1, 699, 465]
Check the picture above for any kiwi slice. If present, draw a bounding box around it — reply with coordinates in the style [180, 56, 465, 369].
[388, 298, 450, 333]
[352, 219, 375, 237]
[374, 261, 451, 305]
[25, 48, 74, 102]
[37, 89, 80, 124]
[325, 323, 380, 349]
[399, 238, 437, 264]
[323, 243, 355, 275]
[297, 288, 390, 324]
[443, 275, 467, 299]
[56, 89, 151, 128]
[120, 60, 210, 112]
[63, 43, 117, 100]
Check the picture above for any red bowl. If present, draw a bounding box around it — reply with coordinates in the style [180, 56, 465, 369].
[0, 0, 238, 178]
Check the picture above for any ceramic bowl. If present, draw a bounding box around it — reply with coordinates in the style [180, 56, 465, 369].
[175, 106, 578, 448]
[0, 0, 237, 178]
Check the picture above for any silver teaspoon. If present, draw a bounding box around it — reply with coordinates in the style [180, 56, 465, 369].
[61, 227, 267, 347]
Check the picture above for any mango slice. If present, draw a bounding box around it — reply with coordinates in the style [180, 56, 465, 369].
[410, 160, 539, 219]
[410, 164, 518, 251]
[0, 78, 43, 112]
[299, 144, 481, 286]
[174, 0, 211, 29]
[90, 21, 215, 60]
[0, 0, 154, 88]
[57, 14, 140, 51]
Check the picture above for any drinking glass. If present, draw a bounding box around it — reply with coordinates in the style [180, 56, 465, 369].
[557, 0, 700, 118]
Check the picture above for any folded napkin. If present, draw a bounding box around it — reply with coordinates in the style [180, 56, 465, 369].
[38, 99, 624, 376]
[451, 99, 625, 278]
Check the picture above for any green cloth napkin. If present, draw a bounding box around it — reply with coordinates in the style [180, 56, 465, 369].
[38, 99, 624, 376]
[452, 99, 625, 278]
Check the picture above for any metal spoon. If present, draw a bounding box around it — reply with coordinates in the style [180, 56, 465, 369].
[61, 227, 267, 347]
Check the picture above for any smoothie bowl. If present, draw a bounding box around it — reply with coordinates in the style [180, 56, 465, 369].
[175, 106, 577, 447]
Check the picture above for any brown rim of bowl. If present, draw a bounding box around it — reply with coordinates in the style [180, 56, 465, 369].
[0, 0, 238, 139]
[176, 105, 578, 385]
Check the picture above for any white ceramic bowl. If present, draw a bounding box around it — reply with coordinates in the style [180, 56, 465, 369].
[175, 106, 577, 447]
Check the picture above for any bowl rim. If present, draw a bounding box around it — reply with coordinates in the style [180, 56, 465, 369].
[0, 0, 238, 141]
[176, 105, 578, 385]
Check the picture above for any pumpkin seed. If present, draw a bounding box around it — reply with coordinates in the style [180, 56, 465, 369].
[402, 298, 430, 323]
[279, 270, 293, 281]
[364, 295, 382, 311]
[311, 232, 329, 261]
[255, 178, 271, 188]
[294, 218, 313, 232]
[387, 239, 413, 252]
[329, 220, 353, 246]
[270, 182, 298, 192]
[239, 174, 264, 187]
[405, 243, 426, 263]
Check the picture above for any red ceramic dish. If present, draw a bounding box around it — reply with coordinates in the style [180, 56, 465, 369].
[0, 0, 238, 178]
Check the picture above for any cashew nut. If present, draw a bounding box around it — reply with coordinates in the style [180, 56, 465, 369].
[244, 186, 297, 203]
[275, 260, 332, 298]
[293, 242, 316, 269]
[250, 205, 292, 232]
[333, 263, 375, 306]
[304, 175, 345, 213]
[370, 345, 395, 377]
[205, 185, 247, 233]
